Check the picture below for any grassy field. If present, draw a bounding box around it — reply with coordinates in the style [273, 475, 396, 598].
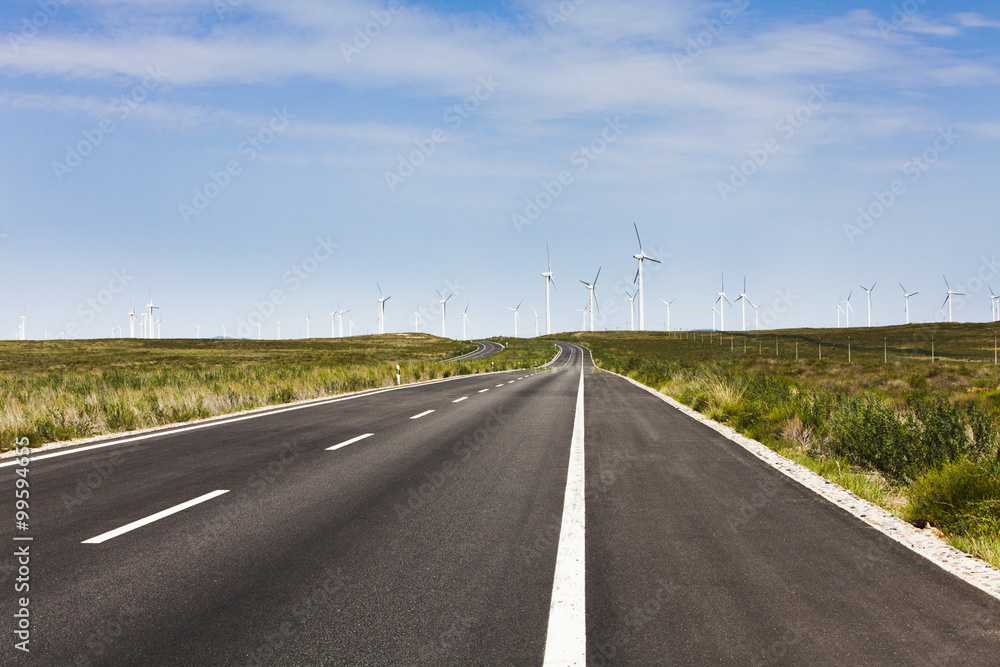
[0, 335, 556, 452]
[559, 323, 1000, 568]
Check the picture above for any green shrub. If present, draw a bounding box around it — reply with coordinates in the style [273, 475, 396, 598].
[906, 459, 1000, 537]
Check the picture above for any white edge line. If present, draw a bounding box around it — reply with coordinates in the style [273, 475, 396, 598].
[543, 361, 587, 665]
[604, 367, 1000, 602]
[82, 490, 229, 544]
[452, 397, 469, 403]
[325, 433, 375, 451]
[410, 410, 435, 420]
[0, 369, 518, 469]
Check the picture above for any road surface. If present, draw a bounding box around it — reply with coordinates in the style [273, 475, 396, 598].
[444, 340, 504, 362]
[2, 342, 997, 665]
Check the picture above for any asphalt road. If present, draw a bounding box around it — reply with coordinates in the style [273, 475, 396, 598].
[2, 342, 998, 665]
[445, 340, 504, 362]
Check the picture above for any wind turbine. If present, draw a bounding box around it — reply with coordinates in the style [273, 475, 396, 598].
[837, 300, 844, 328]
[436, 290, 452, 338]
[18, 315, 26, 341]
[338, 308, 350, 337]
[659, 298, 675, 332]
[257, 322, 262, 340]
[942, 276, 965, 323]
[861, 283, 876, 327]
[751, 302, 761, 330]
[541, 243, 555, 335]
[507, 300, 523, 337]
[533, 307, 540, 337]
[376, 284, 391, 334]
[413, 304, 423, 333]
[128, 302, 137, 338]
[734, 277, 752, 332]
[632, 223, 660, 331]
[196, 325, 201, 339]
[711, 303, 718, 332]
[305, 314, 310, 339]
[716, 275, 731, 332]
[900, 283, 918, 324]
[578, 306, 588, 331]
[222, 324, 227, 340]
[580, 267, 601, 332]
[842, 291, 854, 328]
[276, 321, 281, 340]
[990, 286, 999, 322]
[330, 308, 337, 338]
[626, 291, 636, 331]
[156, 318, 161, 339]
[145, 291, 159, 340]
[348, 320, 355, 336]
[461, 305, 471, 341]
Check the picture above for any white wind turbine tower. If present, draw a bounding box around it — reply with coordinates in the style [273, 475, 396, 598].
[376, 284, 391, 334]
[711, 303, 718, 332]
[900, 283, 918, 324]
[989, 286, 999, 322]
[626, 291, 636, 331]
[659, 298, 675, 332]
[413, 304, 423, 333]
[842, 292, 854, 328]
[18, 315, 26, 341]
[715, 275, 731, 332]
[752, 302, 761, 330]
[257, 322, 262, 340]
[145, 292, 159, 340]
[541, 243, 555, 335]
[861, 283, 877, 327]
[580, 268, 601, 332]
[578, 306, 588, 331]
[128, 302, 137, 338]
[276, 321, 281, 340]
[734, 277, 754, 332]
[436, 290, 452, 337]
[305, 314, 311, 339]
[156, 318, 161, 339]
[507, 300, 523, 337]
[632, 223, 660, 331]
[196, 325, 201, 339]
[348, 320, 355, 336]
[330, 308, 337, 338]
[222, 324, 227, 340]
[837, 301, 844, 328]
[337, 308, 349, 337]
[462, 305, 471, 341]
[942, 276, 965, 323]
[533, 307, 540, 337]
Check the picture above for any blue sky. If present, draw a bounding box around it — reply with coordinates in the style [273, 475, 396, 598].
[1, 0, 999, 339]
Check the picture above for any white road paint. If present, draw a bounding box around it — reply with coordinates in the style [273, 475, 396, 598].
[0, 372, 510, 469]
[410, 410, 435, 420]
[496, 384, 505, 388]
[543, 361, 587, 665]
[452, 397, 468, 403]
[478, 389, 490, 393]
[508, 380, 516, 384]
[325, 433, 374, 451]
[82, 490, 230, 544]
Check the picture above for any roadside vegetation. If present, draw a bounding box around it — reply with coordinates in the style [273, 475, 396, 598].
[564, 324, 1000, 569]
[0, 335, 555, 452]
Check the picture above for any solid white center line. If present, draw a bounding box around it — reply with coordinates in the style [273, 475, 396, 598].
[410, 410, 435, 420]
[543, 362, 586, 666]
[326, 433, 374, 451]
[82, 490, 230, 544]
[478, 389, 490, 393]
[452, 397, 469, 403]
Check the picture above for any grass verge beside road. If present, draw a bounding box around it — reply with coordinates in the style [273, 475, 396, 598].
[561, 326, 1000, 569]
[1, 335, 555, 452]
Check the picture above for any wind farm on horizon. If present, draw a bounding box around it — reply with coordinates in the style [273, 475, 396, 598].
[7, 228, 1000, 342]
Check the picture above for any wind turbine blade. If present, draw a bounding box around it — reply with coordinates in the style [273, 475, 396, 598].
[594, 266, 601, 285]
[633, 222, 643, 251]
[899, 283, 907, 294]
[943, 275, 950, 290]
[546, 242, 551, 272]
[516, 299, 523, 310]
[633, 266, 640, 284]
[942, 295, 951, 309]
[377, 283, 383, 298]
